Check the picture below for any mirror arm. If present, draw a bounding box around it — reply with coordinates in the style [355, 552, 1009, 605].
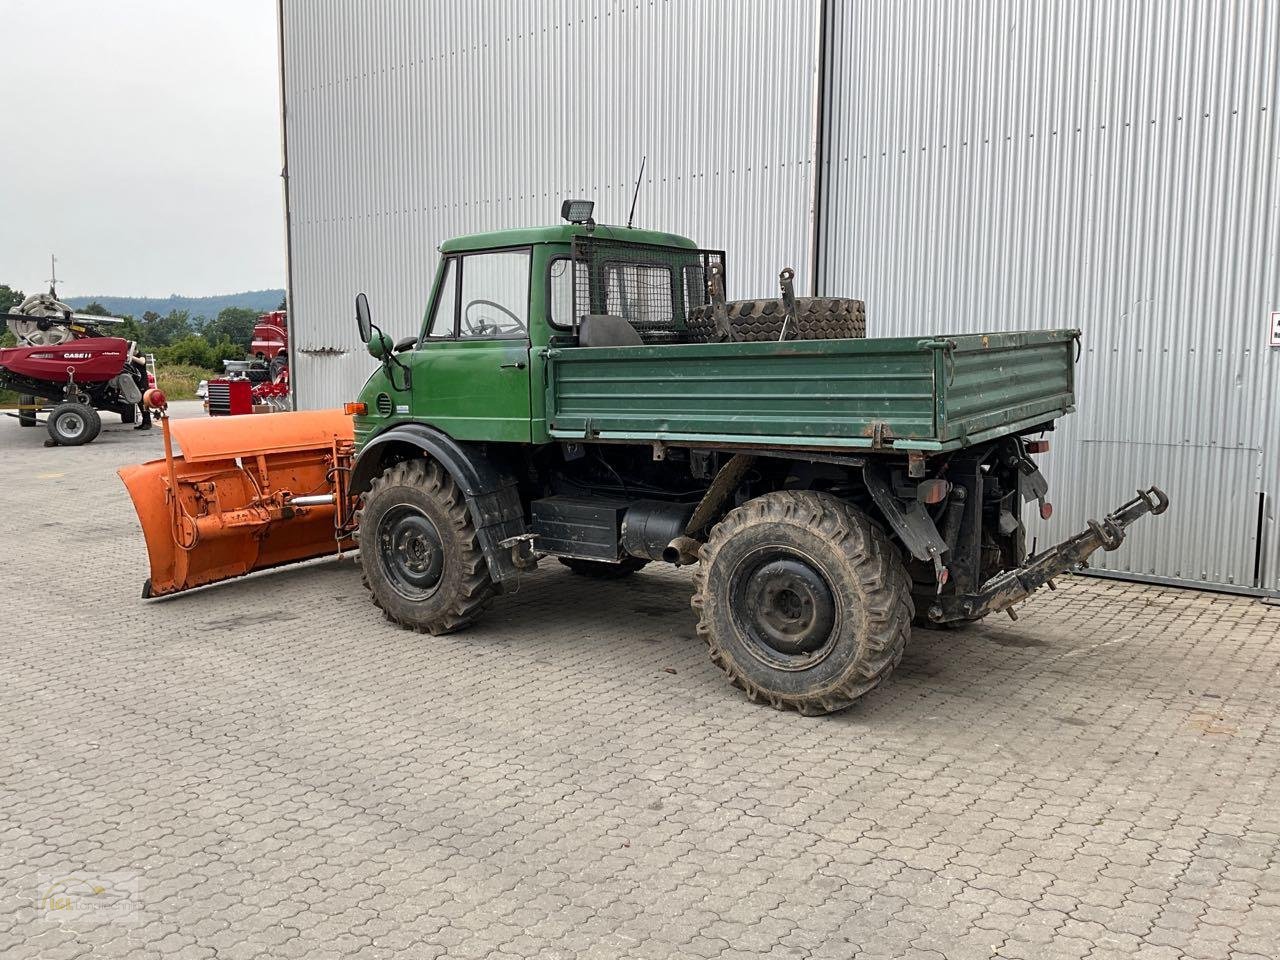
[371, 322, 413, 390]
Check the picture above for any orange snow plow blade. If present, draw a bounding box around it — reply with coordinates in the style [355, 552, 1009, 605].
[118, 408, 356, 598]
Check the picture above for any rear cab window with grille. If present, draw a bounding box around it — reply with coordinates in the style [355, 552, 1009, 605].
[563, 237, 726, 343]
[602, 262, 675, 332]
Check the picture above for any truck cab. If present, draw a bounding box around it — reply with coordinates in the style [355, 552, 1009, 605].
[352, 220, 706, 449]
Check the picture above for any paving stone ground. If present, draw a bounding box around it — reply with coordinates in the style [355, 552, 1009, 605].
[1, 403, 1278, 959]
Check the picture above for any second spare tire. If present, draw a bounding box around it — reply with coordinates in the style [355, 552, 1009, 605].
[685, 297, 866, 343]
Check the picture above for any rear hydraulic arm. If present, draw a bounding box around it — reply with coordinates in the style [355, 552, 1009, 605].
[929, 486, 1170, 624]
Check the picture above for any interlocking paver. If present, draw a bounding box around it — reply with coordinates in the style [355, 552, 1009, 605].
[2, 402, 1279, 958]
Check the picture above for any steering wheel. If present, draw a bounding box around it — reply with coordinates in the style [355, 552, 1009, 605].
[463, 299, 524, 337]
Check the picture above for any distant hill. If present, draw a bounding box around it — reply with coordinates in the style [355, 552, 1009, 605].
[63, 289, 285, 321]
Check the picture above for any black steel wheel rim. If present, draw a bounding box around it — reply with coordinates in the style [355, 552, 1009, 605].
[378, 504, 445, 600]
[729, 548, 839, 670]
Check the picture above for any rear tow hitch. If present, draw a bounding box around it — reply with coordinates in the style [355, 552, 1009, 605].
[931, 486, 1170, 624]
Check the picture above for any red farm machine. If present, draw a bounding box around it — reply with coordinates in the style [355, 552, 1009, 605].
[204, 310, 291, 416]
[2, 291, 152, 446]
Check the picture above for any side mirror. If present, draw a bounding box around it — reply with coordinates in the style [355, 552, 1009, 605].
[355, 293, 372, 344]
[366, 330, 394, 360]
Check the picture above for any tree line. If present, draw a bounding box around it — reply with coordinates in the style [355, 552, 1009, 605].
[1, 282, 284, 373]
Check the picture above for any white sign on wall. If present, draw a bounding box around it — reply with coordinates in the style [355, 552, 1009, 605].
[1271, 311, 1280, 348]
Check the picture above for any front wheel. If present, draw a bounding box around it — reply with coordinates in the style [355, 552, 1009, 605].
[692, 491, 914, 715]
[357, 458, 495, 635]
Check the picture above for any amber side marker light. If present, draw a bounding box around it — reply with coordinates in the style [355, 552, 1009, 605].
[1025, 439, 1050, 454]
[344, 402, 367, 416]
[917, 479, 951, 505]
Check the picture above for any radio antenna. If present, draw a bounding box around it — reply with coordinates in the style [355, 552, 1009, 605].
[626, 155, 647, 229]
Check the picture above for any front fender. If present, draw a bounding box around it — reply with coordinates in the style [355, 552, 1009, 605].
[350, 423, 526, 591]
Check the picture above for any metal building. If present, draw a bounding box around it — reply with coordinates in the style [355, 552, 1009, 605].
[278, 0, 1280, 597]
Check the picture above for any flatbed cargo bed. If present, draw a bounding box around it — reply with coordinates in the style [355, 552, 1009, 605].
[544, 328, 1078, 454]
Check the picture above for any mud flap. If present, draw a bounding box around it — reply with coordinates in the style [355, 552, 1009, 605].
[118, 409, 355, 598]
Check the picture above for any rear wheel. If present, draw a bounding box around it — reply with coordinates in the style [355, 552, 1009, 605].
[46, 402, 101, 446]
[685, 297, 866, 343]
[558, 556, 648, 579]
[358, 458, 494, 635]
[692, 491, 913, 715]
[18, 395, 38, 427]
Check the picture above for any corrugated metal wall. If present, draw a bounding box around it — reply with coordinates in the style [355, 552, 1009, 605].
[818, 1, 1280, 595]
[281, 0, 820, 410]
[282, 0, 1280, 595]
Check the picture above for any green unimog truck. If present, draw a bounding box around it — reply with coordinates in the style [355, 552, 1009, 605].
[338, 201, 1166, 714]
[124, 201, 1167, 715]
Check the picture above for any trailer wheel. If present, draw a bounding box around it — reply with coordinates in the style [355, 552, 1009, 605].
[692, 491, 913, 715]
[18, 395, 38, 427]
[120, 406, 137, 424]
[558, 556, 649, 579]
[358, 458, 495, 635]
[685, 297, 866, 343]
[46, 402, 102, 446]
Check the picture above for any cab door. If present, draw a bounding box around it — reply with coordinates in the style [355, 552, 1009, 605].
[408, 248, 533, 443]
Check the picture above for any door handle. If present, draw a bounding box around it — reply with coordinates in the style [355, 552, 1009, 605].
[499, 361, 527, 370]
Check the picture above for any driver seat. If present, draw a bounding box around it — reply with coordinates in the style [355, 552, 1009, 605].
[578, 314, 643, 348]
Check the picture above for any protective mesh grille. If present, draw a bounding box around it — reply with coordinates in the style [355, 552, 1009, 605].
[571, 237, 726, 344]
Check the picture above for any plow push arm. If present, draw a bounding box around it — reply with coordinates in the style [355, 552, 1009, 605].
[928, 486, 1170, 624]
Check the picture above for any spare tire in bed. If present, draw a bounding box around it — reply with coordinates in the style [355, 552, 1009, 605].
[684, 297, 866, 343]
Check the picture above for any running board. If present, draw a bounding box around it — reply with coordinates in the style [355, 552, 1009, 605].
[927, 486, 1170, 624]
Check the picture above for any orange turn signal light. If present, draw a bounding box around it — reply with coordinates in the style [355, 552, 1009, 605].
[917, 479, 951, 505]
[344, 402, 367, 416]
[1025, 439, 1050, 454]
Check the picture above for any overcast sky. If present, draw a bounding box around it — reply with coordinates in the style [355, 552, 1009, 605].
[0, 0, 283, 298]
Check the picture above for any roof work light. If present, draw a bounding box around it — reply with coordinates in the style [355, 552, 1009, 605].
[560, 199, 595, 225]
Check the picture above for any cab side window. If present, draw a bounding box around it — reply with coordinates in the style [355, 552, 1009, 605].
[426, 258, 458, 338]
[459, 249, 530, 339]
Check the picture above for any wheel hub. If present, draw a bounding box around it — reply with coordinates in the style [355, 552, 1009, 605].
[379, 506, 444, 599]
[736, 555, 837, 660]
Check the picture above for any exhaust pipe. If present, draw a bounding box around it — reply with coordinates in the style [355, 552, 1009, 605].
[662, 536, 701, 566]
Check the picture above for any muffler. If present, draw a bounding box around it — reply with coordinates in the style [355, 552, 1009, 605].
[621, 501, 697, 565]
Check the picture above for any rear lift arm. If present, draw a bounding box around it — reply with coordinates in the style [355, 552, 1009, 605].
[928, 486, 1170, 623]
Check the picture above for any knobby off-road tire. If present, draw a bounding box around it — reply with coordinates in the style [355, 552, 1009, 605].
[692, 490, 914, 715]
[46, 402, 101, 446]
[358, 458, 495, 635]
[685, 297, 866, 343]
[18, 395, 37, 427]
[558, 556, 649, 579]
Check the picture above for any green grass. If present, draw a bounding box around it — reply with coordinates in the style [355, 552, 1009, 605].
[156, 364, 219, 401]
